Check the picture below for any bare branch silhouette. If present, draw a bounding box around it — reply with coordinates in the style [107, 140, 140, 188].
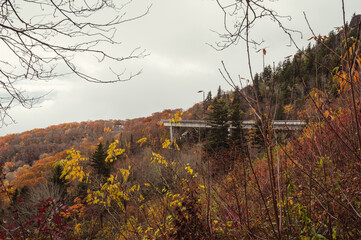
[0, 0, 151, 126]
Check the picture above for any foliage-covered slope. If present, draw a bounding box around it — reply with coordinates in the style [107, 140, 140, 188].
[0, 17, 360, 239]
[0, 109, 187, 186]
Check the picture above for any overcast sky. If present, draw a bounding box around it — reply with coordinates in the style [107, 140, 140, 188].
[0, 0, 359, 136]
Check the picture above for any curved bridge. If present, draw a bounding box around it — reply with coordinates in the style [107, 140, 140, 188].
[161, 119, 306, 141]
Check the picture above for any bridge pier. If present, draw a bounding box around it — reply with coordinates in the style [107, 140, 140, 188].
[170, 125, 173, 141]
[169, 124, 181, 142]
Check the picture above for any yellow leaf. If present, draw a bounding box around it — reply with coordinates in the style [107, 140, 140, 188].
[283, 104, 294, 114]
[120, 168, 130, 182]
[136, 137, 147, 146]
[162, 139, 171, 149]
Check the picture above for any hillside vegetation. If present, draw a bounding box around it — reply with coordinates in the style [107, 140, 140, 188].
[0, 18, 361, 239]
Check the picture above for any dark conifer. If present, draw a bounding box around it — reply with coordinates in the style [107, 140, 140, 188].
[48, 164, 68, 194]
[216, 85, 222, 98]
[205, 88, 229, 153]
[229, 88, 248, 160]
[230, 88, 243, 146]
[204, 91, 212, 110]
[90, 142, 112, 179]
[206, 91, 212, 102]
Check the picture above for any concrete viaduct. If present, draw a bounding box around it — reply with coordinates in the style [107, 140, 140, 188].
[161, 120, 306, 141]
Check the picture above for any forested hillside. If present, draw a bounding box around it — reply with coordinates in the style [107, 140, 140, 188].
[0, 110, 184, 186]
[0, 12, 361, 240]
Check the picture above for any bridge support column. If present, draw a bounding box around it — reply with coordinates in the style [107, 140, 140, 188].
[170, 125, 174, 141]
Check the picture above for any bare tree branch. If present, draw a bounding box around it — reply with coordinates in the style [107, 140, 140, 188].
[0, 0, 151, 126]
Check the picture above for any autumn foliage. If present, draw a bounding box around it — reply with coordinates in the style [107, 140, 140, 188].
[1, 20, 361, 240]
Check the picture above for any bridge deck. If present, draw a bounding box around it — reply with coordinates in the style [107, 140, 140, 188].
[161, 119, 306, 130]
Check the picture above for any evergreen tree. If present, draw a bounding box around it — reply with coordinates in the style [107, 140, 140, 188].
[216, 85, 223, 98]
[230, 88, 243, 145]
[204, 91, 212, 110]
[205, 93, 229, 154]
[206, 91, 212, 102]
[90, 142, 113, 179]
[254, 73, 262, 102]
[48, 164, 68, 194]
[251, 115, 270, 151]
[262, 65, 273, 84]
[229, 88, 248, 160]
